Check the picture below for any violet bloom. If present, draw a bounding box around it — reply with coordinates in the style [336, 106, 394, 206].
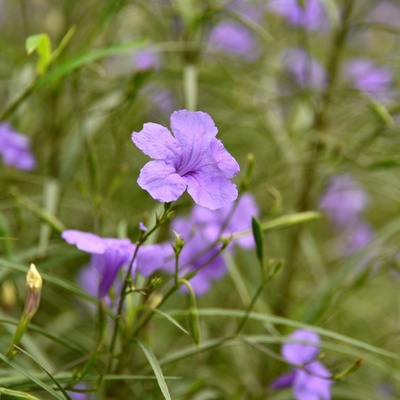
[282, 48, 326, 89]
[132, 48, 162, 72]
[340, 220, 374, 257]
[319, 174, 368, 230]
[170, 214, 228, 296]
[345, 59, 395, 102]
[268, 0, 329, 31]
[192, 192, 259, 249]
[0, 122, 36, 171]
[62, 230, 134, 298]
[208, 21, 258, 59]
[271, 329, 333, 400]
[132, 110, 239, 210]
[168, 193, 259, 295]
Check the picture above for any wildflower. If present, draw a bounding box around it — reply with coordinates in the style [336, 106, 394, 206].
[168, 193, 259, 295]
[0, 122, 36, 171]
[319, 174, 368, 230]
[62, 230, 134, 298]
[208, 0, 263, 59]
[281, 48, 326, 89]
[340, 220, 374, 257]
[268, 0, 329, 31]
[132, 110, 239, 210]
[344, 59, 395, 102]
[132, 48, 162, 72]
[270, 329, 333, 400]
[208, 21, 258, 59]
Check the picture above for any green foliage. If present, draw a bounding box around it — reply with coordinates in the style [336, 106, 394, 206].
[1, 0, 400, 398]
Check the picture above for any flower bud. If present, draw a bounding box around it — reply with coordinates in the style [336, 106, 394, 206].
[24, 264, 43, 318]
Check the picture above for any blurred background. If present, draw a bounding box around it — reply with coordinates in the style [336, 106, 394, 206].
[1, 0, 400, 398]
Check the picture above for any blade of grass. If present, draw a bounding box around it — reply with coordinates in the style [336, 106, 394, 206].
[135, 339, 172, 400]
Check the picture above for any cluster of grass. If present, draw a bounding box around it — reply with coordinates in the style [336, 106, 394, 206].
[1, 0, 400, 399]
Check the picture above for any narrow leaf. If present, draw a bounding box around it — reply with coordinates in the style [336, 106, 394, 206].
[135, 339, 172, 400]
[251, 217, 264, 263]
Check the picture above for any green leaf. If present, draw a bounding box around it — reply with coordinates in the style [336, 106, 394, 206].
[26, 33, 52, 74]
[37, 39, 147, 87]
[135, 339, 172, 400]
[0, 353, 65, 400]
[251, 217, 264, 263]
[13, 346, 71, 400]
[0, 387, 41, 400]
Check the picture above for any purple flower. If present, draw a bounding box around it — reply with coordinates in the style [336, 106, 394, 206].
[132, 48, 162, 72]
[171, 214, 227, 296]
[344, 59, 395, 102]
[340, 220, 374, 257]
[68, 383, 96, 400]
[319, 174, 368, 230]
[367, 2, 400, 29]
[268, 0, 329, 31]
[192, 192, 259, 249]
[271, 330, 333, 400]
[62, 230, 134, 298]
[282, 329, 320, 365]
[0, 122, 36, 171]
[208, 21, 258, 59]
[282, 48, 326, 89]
[132, 110, 239, 210]
[167, 193, 258, 295]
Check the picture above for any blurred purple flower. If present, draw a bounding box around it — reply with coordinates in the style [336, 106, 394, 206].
[0, 122, 36, 171]
[340, 220, 374, 257]
[171, 214, 229, 296]
[319, 174, 368, 230]
[68, 383, 96, 400]
[282, 48, 326, 89]
[132, 110, 239, 210]
[169, 193, 258, 295]
[62, 230, 134, 298]
[282, 329, 320, 365]
[268, 0, 329, 31]
[132, 48, 162, 72]
[208, 21, 258, 59]
[145, 84, 177, 117]
[345, 59, 395, 102]
[367, 2, 400, 29]
[192, 192, 259, 249]
[271, 329, 332, 400]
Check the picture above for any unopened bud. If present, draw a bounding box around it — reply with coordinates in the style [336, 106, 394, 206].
[24, 264, 42, 318]
[7, 264, 43, 359]
[172, 231, 185, 255]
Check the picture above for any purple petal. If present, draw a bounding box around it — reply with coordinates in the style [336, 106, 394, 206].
[0, 122, 36, 171]
[345, 59, 394, 102]
[294, 361, 332, 400]
[136, 243, 174, 276]
[170, 110, 217, 170]
[132, 48, 162, 71]
[62, 230, 106, 254]
[282, 48, 327, 89]
[185, 171, 238, 210]
[270, 371, 296, 390]
[269, 0, 329, 31]
[282, 330, 320, 365]
[78, 265, 99, 298]
[319, 174, 367, 229]
[208, 21, 258, 59]
[340, 220, 374, 256]
[132, 122, 177, 160]
[210, 139, 240, 178]
[137, 160, 186, 203]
